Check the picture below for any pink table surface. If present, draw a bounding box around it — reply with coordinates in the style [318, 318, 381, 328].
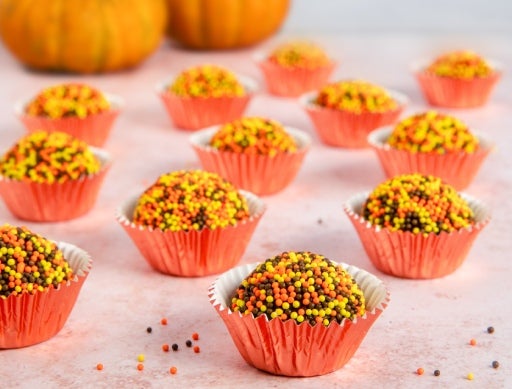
[0, 34, 510, 389]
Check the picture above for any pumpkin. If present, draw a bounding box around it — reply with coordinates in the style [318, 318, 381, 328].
[167, 0, 290, 50]
[0, 0, 168, 73]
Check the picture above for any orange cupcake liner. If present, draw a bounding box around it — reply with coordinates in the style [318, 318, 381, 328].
[0, 241, 92, 349]
[156, 75, 257, 131]
[344, 192, 490, 279]
[15, 94, 123, 147]
[116, 190, 265, 277]
[413, 60, 502, 108]
[300, 89, 408, 148]
[368, 127, 494, 190]
[209, 261, 389, 377]
[0, 148, 111, 222]
[189, 126, 311, 196]
[255, 52, 337, 97]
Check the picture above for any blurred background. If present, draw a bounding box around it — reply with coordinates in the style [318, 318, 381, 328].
[284, 0, 512, 35]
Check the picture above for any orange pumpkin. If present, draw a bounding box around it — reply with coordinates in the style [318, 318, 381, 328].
[167, 0, 290, 50]
[0, 0, 168, 73]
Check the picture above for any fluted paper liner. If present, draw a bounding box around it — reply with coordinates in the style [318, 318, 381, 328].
[156, 75, 257, 130]
[413, 60, 502, 108]
[300, 89, 408, 148]
[190, 126, 311, 196]
[209, 261, 389, 377]
[0, 241, 92, 349]
[0, 148, 111, 222]
[116, 190, 265, 277]
[344, 192, 490, 279]
[255, 52, 337, 97]
[15, 94, 123, 147]
[368, 127, 494, 190]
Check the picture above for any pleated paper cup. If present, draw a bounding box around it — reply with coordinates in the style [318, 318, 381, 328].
[0, 241, 92, 349]
[209, 261, 389, 377]
[413, 60, 502, 108]
[344, 192, 491, 279]
[0, 147, 111, 222]
[300, 89, 408, 148]
[190, 126, 311, 196]
[255, 52, 337, 97]
[156, 75, 257, 131]
[15, 94, 123, 147]
[368, 127, 494, 190]
[116, 190, 265, 277]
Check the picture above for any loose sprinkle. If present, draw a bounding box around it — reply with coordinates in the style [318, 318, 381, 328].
[315, 80, 397, 114]
[169, 366, 178, 375]
[387, 111, 479, 154]
[137, 354, 145, 362]
[137, 363, 144, 371]
[193, 346, 200, 353]
[0, 224, 74, 299]
[25, 83, 110, 119]
[426, 50, 493, 79]
[487, 326, 495, 334]
[168, 65, 245, 98]
[172, 343, 179, 351]
[209, 117, 297, 157]
[434, 369, 440, 376]
[469, 338, 477, 346]
[192, 333, 199, 341]
[268, 41, 331, 69]
[96, 363, 104, 371]
[162, 344, 170, 352]
[146, 327, 152, 333]
[161, 318, 168, 325]
[186, 340, 192, 348]
[416, 368, 424, 376]
[230, 251, 366, 326]
[467, 372, 474, 380]
[492, 361, 500, 369]
[362, 173, 474, 235]
[0, 131, 101, 184]
[132, 170, 250, 232]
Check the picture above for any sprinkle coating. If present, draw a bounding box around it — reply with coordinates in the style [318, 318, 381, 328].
[230, 251, 366, 326]
[426, 50, 493, 79]
[168, 65, 245, 98]
[0, 224, 73, 299]
[268, 41, 331, 69]
[132, 170, 250, 232]
[26, 83, 110, 119]
[362, 173, 474, 235]
[387, 111, 479, 154]
[0, 131, 101, 184]
[209, 117, 297, 156]
[315, 80, 398, 113]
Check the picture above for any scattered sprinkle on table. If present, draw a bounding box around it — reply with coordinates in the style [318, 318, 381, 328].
[467, 372, 474, 380]
[137, 354, 145, 362]
[469, 338, 477, 346]
[172, 343, 179, 351]
[492, 361, 500, 369]
[137, 363, 144, 371]
[434, 369, 440, 376]
[416, 367, 424, 376]
[96, 363, 103, 371]
[193, 346, 200, 353]
[161, 317, 168, 325]
[170, 366, 178, 375]
[487, 326, 495, 334]
[192, 333, 199, 341]
[162, 344, 170, 352]
[186, 340, 192, 347]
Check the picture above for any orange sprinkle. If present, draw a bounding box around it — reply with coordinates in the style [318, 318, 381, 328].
[161, 318, 168, 325]
[193, 346, 200, 353]
[137, 363, 144, 371]
[192, 332, 199, 341]
[170, 366, 178, 375]
[469, 338, 477, 346]
[96, 363, 103, 371]
[162, 344, 170, 352]
[416, 367, 424, 375]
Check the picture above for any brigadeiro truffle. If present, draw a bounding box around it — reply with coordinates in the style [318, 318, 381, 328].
[300, 79, 407, 148]
[413, 50, 502, 108]
[344, 173, 490, 278]
[190, 116, 311, 195]
[210, 250, 389, 376]
[255, 40, 337, 97]
[0, 131, 111, 221]
[156, 64, 256, 130]
[0, 223, 92, 348]
[117, 169, 265, 276]
[368, 111, 494, 190]
[15, 83, 122, 146]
